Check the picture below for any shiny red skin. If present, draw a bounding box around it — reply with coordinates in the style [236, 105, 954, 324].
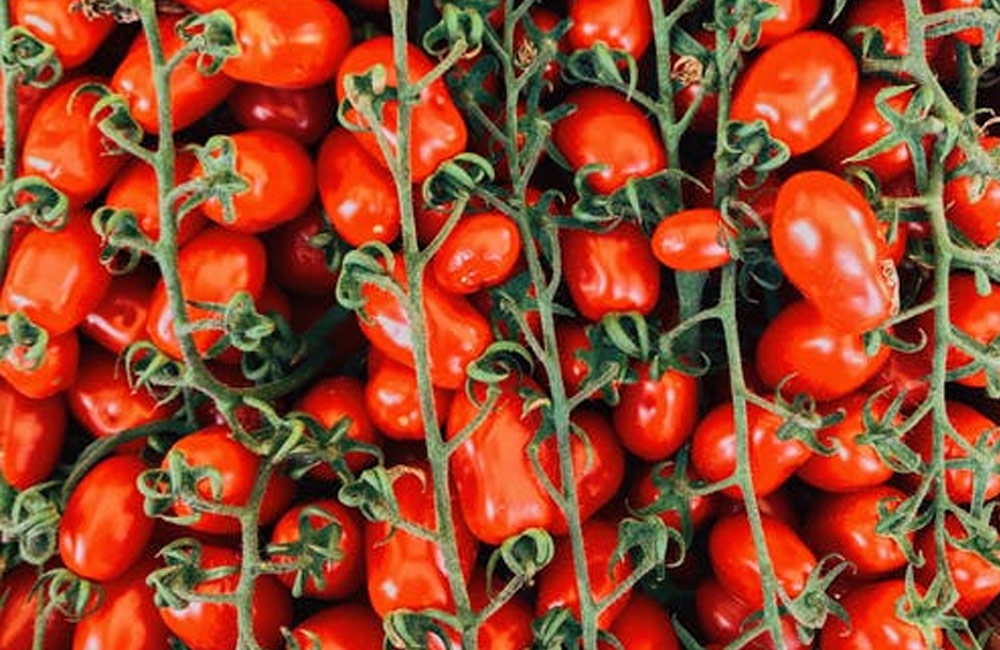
[59, 455, 154, 581]
[337, 37, 467, 182]
[652, 208, 732, 271]
[613, 362, 698, 461]
[1, 72, 48, 145]
[296, 376, 380, 475]
[431, 212, 522, 294]
[287, 604, 384, 650]
[270, 499, 364, 600]
[0, 379, 64, 489]
[691, 401, 811, 498]
[756, 300, 891, 401]
[72, 560, 170, 650]
[159, 545, 293, 650]
[22, 77, 128, 206]
[82, 269, 155, 355]
[0, 565, 72, 650]
[562, 222, 661, 322]
[865, 346, 931, 413]
[674, 30, 719, 134]
[820, 581, 941, 650]
[772, 171, 899, 334]
[178, 0, 233, 10]
[162, 426, 295, 534]
[265, 207, 338, 296]
[553, 88, 666, 194]
[224, 0, 351, 88]
[709, 514, 816, 609]
[1, 213, 110, 337]
[695, 578, 806, 650]
[13, 0, 115, 68]
[846, 0, 940, 59]
[428, 575, 535, 650]
[365, 462, 478, 617]
[630, 461, 718, 533]
[228, 83, 334, 145]
[556, 320, 600, 398]
[915, 515, 1000, 617]
[567, 0, 652, 59]
[598, 593, 680, 650]
[757, 0, 822, 46]
[0, 328, 79, 399]
[731, 31, 857, 155]
[365, 348, 452, 441]
[944, 136, 1000, 247]
[317, 127, 401, 247]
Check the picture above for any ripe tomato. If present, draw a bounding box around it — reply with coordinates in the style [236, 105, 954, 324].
[709, 514, 816, 609]
[82, 268, 155, 355]
[178, 0, 233, 9]
[159, 545, 293, 650]
[162, 425, 295, 534]
[0, 565, 72, 650]
[287, 603, 383, 650]
[846, 0, 940, 59]
[598, 593, 679, 650]
[22, 77, 129, 206]
[427, 574, 535, 650]
[431, 212, 522, 295]
[757, 0, 822, 46]
[365, 462, 478, 617]
[0, 328, 79, 399]
[613, 362, 698, 461]
[0, 379, 64, 489]
[562, 222, 661, 322]
[567, 0, 652, 59]
[59, 455, 154, 581]
[72, 559, 170, 650]
[915, 515, 1000, 617]
[756, 300, 891, 401]
[296, 376, 380, 475]
[317, 128, 401, 247]
[269, 499, 363, 600]
[772, 171, 899, 334]
[652, 209, 732, 272]
[553, 88, 666, 194]
[513, 8, 563, 89]
[337, 37, 467, 182]
[365, 348, 452, 441]
[944, 136, 1000, 247]
[691, 401, 811, 498]
[1, 72, 48, 145]
[673, 30, 719, 134]
[556, 320, 602, 398]
[731, 32, 857, 155]
[265, 208, 338, 296]
[820, 581, 941, 650]
[13, 0, 115, 68]
[146, 226, 267, 360]
[630, 461, 718, 532]
[228, 83, 334, 145]
[695, 578, 807, 650]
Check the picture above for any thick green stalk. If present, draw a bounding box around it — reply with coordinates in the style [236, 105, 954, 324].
[0, 0, 17, 283]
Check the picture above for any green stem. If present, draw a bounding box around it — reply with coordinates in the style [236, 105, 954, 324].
[234, 463, 272, 650]
[0, 0, 17, 284]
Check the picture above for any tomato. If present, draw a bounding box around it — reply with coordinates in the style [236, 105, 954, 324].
[178, 0, 233, 9]
[695, 578, 806, 650]
[162, 425, 295, 534]
[674, 30, 719, 134]
[365, 348, 452, 441]
[287, 603, 383, 650]
[709, 514, 816, 609]
[691, 401, 811, 498]
[652, 208, 732, 271]
[296, 376, 380, 475]
[567, 0, 652, 60]
[846, 0, 940, 59]
[264, 208, 337, 296]
[865, 346, 931, 413]
[613, 362, 698, 461]
[908, 401, 1000, 504]
[553, 88, 666, 194]
[772, 171, 899, 334]
[428, 574, 535, 650]
[513, 8, 563, 89]
[146, 226, 267, 360]
[431, 212, 522, 295]
[915, 515, 1000, 617]
[731, 32, 857, 155]
[82, 269, 155, 355]
[317, 128, 401, 247]
[13, 0, 115, 68]
[1, 213, 110, 337]
[757, 0, 822, 46]
[0, 378, 64, 489]
[630, 461, 718, 532]
[269, 499, 363, 600]
[940, 0, 991, 45]
[159, 545, 293, 650]
[0, 328, 79, 399]
[337, 37, 467, 182]
[59, 455, 153, 581]
[228, 83, 334, 145]
[22, 77, 129, 206]
[820, 581, 941, 650]
[756, 300, 891, 401]
[365, 462, 478, 617]
[556, 320, 600, 398]
[944, 136, 1000, 247]
[796, 394, 897, 492]
[562, 222, 661, 321]
[356, 252, 492, 389]
[1, 72, 48, 145]
[0, 565, 72, 650]
[597, 593, 679, 650]
[73, 559, 170, 650]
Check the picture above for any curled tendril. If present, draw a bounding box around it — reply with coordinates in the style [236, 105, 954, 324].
[421, 152, 495, 207]
[423, 3, 487, 58]
[175, 10, 241, 76]
[147, 538, 236, 610]
[0, 176, 69, 231]
[184, 136, 250, 226]
[138, 451, 226, 527]
[71, 83, 144, 156]
[562, 42, 639, 100]
[336, 66, 398, 136]
[124, 342, 186, 405]
[91, 207, 150, 274]
[37, 568, 102, 620]
[484, 528, 554, 593]
[464, 340, 534, 395]
[2, 480, 60, 565]
[0, 26, 61, 88]
[335, 241, 398, 317]
[264, 505, 344, 598]
[0, 311, 49, 373]
[714, 0, 781, 51]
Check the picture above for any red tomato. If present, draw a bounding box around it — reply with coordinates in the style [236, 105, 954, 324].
[864, 346, 930, 413]
[673, 30, 719, 134]
[695, 578, 806, 650]
[652, 208, 732, 271]
[13, 0, 115, 68]
[630, 461, 718, 532]
[431, 212, 522, 294]
[159, 545, 292, 650]
[757, 0, 822, 46]
[709, 513, 816, 609]
[228, 83, 334, 145]
[553, 88, 666, 194]
[0, 328, 80, 399]
[731, 32, 857, 155]
[567, 0, 652, 59]
[598, 593, 680, 650]
[22, 77, 129, 206]
[846, 0, 940, 59]
[772, 171, 899, 334]
[287, 603, 383, 650]
[915, 515, 1000, 617]
[59, 455, 154, 581]
[317, 128, 401, 247]
[296, 376, 381, 475]
[691, 401, 811, 498]
[162, 425, 295, 534]
[562, 222, 661, 321]
[365, 462, 478, 617]
[556, 320, 601, 398]
[820, 581, 941, 650]
[0, 379, 64, 489]
[265, 208, 338, 296]
[82, 268, 155, 355]
[178, 0, 233, 9]
[337, 37, 467, 182]
[940, 0, 992, 45]
[944, 136, 1000, 247]
[0, 565, 72, 650]
[613, 362, 698, 461]
[365, 348, 452, 441]
[513, 8, 564, 89]
[427, 574, 535, 650]
[1, 71, 48, 145]
[72, 560, 170, 650]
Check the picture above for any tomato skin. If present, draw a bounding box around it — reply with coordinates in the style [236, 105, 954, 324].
[731, 32, 857, 155]
[820, 581, 941, 650]
[265, 208, 337, 296]
[1, 72, 48, 145]
[756, 300, 891, 401]
[846, 0, 939, 59]
[556, 321, 599, 398]
[365, 348, 452, 441]
[13, 0, 115, 68]
[81, 269, 155, 355]
[162, 426, 295, 534]
[0, 379, 64, 489]
[296, 376, 380, 475]
[567, 0, 652, 60]
[22, 77, 128, 206]
[365, 462, 478, 617]
[562, 222, 661, 322]
[0, 565, 73, 650]
[613, 362, 698, 461]
[431, 212, 522, 295]
[757, 0, 822, 46]
[72, 560, 170, 650]
[287, 603, 384, 650]
[317, 128, 401, 247]
[944, 136, 1000, 247]
[427, 574, 535, 650]
[0, 328, 79, 399]
[695, 578, 806, 650]
[772, 171, 899, 334]
[178, 0, 233, 9]
[228, 83, 334, 145]
[630, 461, 718, 532]
[337, 37, 467, 182]
[652, 209, 732, 271]
[59, 455, 154, 581]
[159, 545, 293, 650]
[553, 88, 666, 194]
[598, 593, 680, 650]
[915, 515, 1000, 617]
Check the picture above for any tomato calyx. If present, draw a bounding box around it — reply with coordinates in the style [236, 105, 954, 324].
[263, 504, 345, 598]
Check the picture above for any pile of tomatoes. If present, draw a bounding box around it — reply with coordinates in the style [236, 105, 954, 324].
[0, 0, 1000, 649]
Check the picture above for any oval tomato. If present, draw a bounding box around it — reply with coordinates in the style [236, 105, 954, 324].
[287, 603, 383, 650]
[630, 461, 718, 533]
[427, 573, 535, 650]
[0, 378, 64, 489]
[820, 581, 941, 650]
[228, 83, 335, 145]
[0, 328, 79, 399]
[13, 0, 115, 68]
[652, 208, 732, 272]
[431, 212, 522, 295]
[72, 560, 170, 650]
[265, 208, 338, 296]
[513, 8, 564, 89]
[613, 362, 698, 461]
[566, 0, 652, 59]
[81, 269, 155, 355]
[846, 0, 940, 59]
[365, 348, 452, 441]
[915, 515, 1000, 617]
[296, 376, 380, 475]
[944, 135, 1000, 247]
[695, 578, 807, 650]
[757, 0, 822, 46]
[598, 593, 680, 650]
[0, 565, 72, 650]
